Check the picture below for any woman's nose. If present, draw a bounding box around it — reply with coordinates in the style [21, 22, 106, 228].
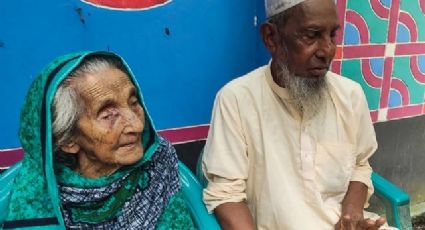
[121, 108, 144, 133]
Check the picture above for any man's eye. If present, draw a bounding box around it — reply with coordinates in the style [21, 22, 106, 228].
[304, 30, 320, 39]
[331, 28, 339, 37]
[330, 34, 337, 43]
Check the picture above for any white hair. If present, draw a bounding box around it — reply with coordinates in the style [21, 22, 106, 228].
[52, 80, 81, 150]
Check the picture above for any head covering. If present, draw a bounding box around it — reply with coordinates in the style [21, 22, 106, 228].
[4, 51, 195, 229]
[265, 0, 307, 18]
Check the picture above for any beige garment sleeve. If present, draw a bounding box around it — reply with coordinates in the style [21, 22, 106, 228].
[202, 86, 249, 213]
[351, 84, 377, 207]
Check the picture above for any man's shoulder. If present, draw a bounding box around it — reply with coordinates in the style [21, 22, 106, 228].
[220, 65, 268, 94]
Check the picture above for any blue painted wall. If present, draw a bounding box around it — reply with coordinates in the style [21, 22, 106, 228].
[0, 0, 265, 148]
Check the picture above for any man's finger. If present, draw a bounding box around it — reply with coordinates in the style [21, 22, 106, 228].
[342, 215, 357, 230]
[335, 220, 342, 230]
[368, 217, 386, 230]
[359, 217, 387, 230]
[375, 217, 386, 227]
[359, 218, 375, 229]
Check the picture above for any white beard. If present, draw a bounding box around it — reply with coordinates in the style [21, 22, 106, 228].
[276, 62, 328, 121]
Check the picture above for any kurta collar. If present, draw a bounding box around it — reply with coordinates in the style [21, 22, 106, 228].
[265, 59, 291, 101]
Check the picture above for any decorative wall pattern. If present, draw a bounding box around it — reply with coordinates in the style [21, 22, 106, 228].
[332, 0, 425, 122]
[81, 0, 171, 10]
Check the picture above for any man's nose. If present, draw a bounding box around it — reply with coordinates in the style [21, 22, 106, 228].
[315, 36, 336, 61]
[121, 108, 144, 133]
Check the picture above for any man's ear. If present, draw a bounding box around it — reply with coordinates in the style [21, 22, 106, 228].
[260, 22, 280, 55]
[60, 141, 80, 154]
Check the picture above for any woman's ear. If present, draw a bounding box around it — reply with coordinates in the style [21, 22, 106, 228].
[60, 141, 80, 154]
[260, 22, 280, 55]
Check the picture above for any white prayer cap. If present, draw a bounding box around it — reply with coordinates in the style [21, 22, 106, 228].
[265, 0, 307, 18]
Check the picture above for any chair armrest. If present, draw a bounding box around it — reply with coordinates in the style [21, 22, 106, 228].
[372, 172, 409, 205]
[0, 161, 22, 223]
[179, 161, 221, 230]
[372, 172, 412, 230]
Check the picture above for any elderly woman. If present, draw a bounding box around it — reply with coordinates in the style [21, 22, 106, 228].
[3, 51, 196, 229]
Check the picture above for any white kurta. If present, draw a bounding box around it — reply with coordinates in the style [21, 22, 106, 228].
[202, 63, 392, 229]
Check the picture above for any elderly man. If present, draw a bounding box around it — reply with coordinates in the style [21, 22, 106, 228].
[202, 0, 394, 229]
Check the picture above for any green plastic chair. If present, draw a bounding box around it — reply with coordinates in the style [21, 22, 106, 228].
[196, 150, 413, 230]
[0, 161, 221, 230]
[179, 162, 221, 230]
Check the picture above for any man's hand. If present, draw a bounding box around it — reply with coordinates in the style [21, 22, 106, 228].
[215, 202, 256, 230]
[334, 203, 386, 230]
[335, 181, 386, 230]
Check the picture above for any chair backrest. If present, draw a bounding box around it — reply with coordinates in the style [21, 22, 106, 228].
[179, 162, 221, 229]
[195, 148, 208, 189]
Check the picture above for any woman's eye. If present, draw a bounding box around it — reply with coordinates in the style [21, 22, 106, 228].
[130, 97, 139, 106]
[99, 108, 116, 121]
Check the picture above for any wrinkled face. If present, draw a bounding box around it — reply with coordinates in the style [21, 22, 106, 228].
[72, 68, 145, 170]
[277, 0, 340, 78]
